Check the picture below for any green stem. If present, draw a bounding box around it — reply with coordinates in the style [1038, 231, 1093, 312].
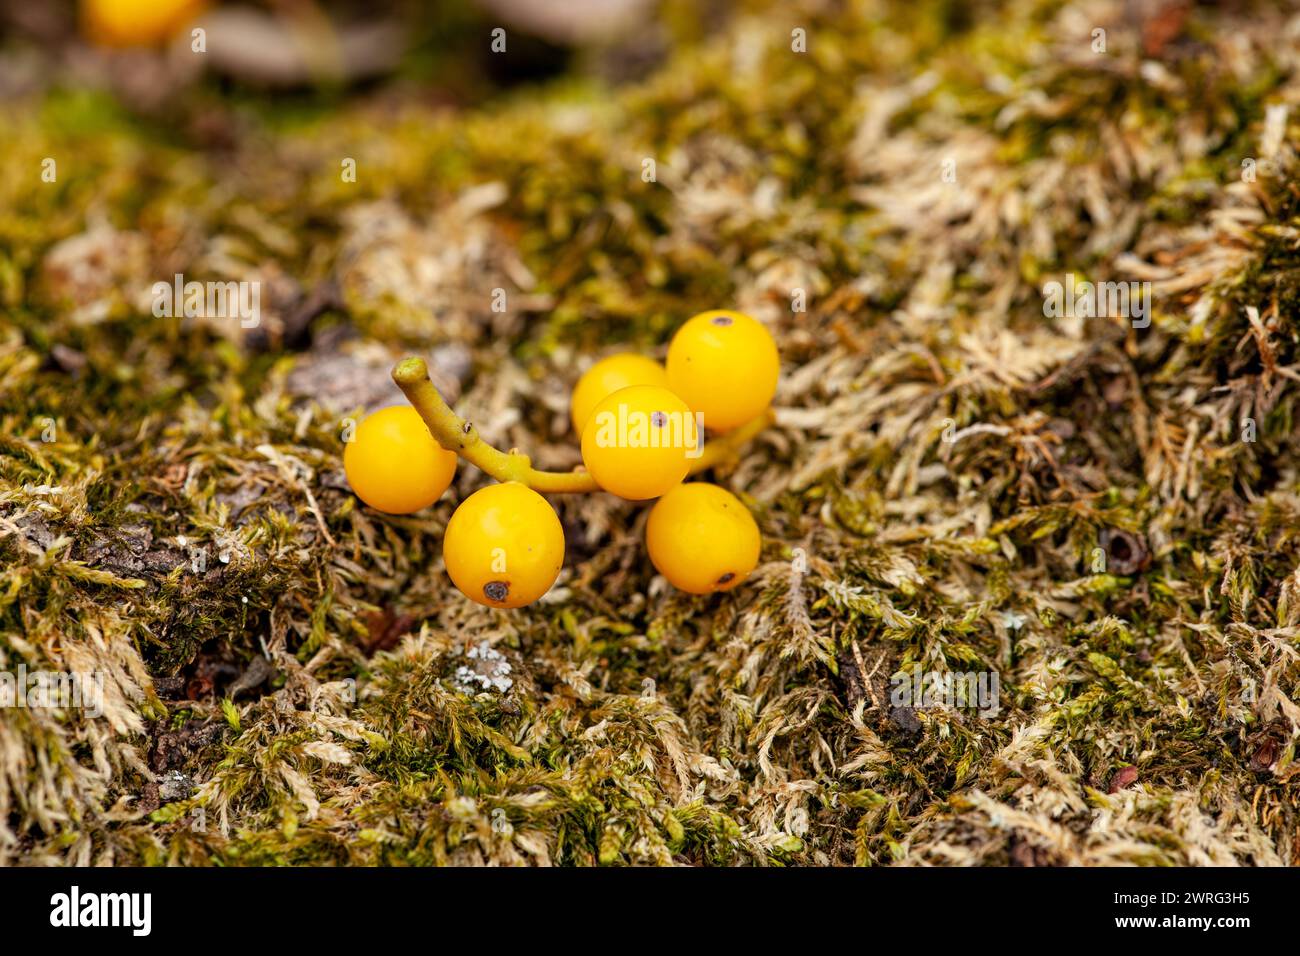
[392, 356, 770, 493]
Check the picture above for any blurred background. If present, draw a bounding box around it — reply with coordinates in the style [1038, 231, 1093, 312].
[0, 0, 748, 111]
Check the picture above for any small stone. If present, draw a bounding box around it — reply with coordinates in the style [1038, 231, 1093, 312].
[450, 641, 515, 695]
[158, 770, 192, 802]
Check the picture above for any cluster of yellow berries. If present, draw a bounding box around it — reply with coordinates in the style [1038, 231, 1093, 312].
[344, 310, 779, 608]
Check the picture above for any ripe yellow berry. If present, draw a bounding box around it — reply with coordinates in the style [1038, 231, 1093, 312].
[443, 482, 565, 608]
[667, 310, 779, 432]
[570, 353, 669, 435]
[580, 385, 697, 500]
[82, 0, 206, 47]
[343, 405, 457, 515]
[646, 483, 760, 594]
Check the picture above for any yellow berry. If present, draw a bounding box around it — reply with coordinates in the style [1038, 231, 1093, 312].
[580, 385, 697, 500]
[343, 405, 457, 515]
[443, 482, 564, 608]
[81, 0, 206, 47]
[667, 310, 779, 431]
[570, 353, 669, 435]
[646, 483, 760, 594]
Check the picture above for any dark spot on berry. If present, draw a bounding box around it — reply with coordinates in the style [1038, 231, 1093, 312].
[651, 411, 668, 427]
[717, 572, 735, 584]
[483, 581, 510, 603]
[711, 315, 733, 326]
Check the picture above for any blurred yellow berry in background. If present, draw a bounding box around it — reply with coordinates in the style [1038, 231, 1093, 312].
[570, 353, 668, 435]
[81, 0, 206, 48]
[667, 310, 779, 432]
[646, 482, 760, 594]
[580, 384, 695, 500]
[343, 405, 457, 515]
[443, 482, 565, 608]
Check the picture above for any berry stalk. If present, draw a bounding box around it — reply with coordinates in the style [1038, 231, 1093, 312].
[392, 356, 769, 493]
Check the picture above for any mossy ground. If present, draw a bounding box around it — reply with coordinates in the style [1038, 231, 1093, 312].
[2, 0, 1300, 866]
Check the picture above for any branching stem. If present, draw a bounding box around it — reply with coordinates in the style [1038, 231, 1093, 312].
[392, 356, 770, 493]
